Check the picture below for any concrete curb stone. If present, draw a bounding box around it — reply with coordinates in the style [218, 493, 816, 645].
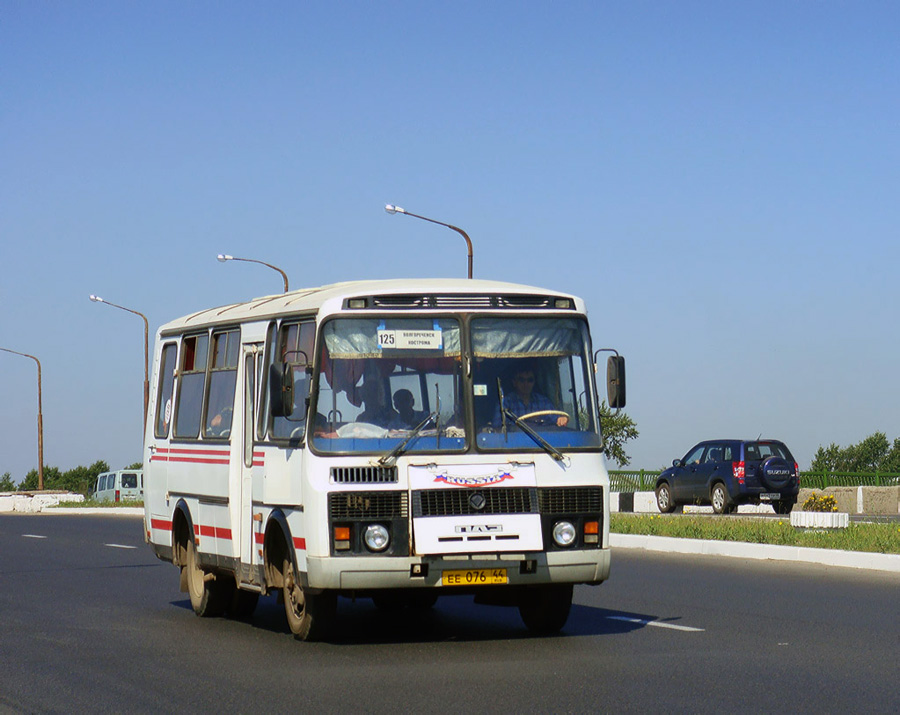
[610, 533, 900, 573]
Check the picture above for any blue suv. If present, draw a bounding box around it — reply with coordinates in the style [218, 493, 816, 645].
[655, 439, 799, 515]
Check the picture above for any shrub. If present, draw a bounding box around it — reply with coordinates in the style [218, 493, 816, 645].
[802, 493, 838, 512]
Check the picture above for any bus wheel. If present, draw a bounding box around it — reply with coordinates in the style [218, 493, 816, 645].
[518, 584, 573, 635]
[184, 539, 226, 618]
[282, 558, 335, 641]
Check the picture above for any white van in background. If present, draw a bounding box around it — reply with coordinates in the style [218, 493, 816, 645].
[93, 470, 143, 502]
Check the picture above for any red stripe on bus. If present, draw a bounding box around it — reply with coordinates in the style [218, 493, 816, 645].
[165, 456, 230, 465]
[151, 518, 172, 531]
[158, 447, 230, 456]
[149, 447, 265, 466]
[293, 537, 306, 551]
[196, 524, 233, 540]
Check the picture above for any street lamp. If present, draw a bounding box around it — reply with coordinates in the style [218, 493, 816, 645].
[89, 295, 149, 435]
[0, 347, 43, 490]
[217, 254, 290, 293]
[384, 204, 474, 279]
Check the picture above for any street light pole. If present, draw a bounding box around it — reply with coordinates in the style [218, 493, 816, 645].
[217, 254, 290, 293]
[0, 347, 44, 490]
[384, 204, 474, 279]
[89, 296, 149, 435]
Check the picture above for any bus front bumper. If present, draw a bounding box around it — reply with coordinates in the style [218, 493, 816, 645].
[304, 547, 611, 591]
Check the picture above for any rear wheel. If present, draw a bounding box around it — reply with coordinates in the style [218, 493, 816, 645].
[518, 584, 573, 635]
[282, 558, 335, 641]
[184, 538, 227, 617]
[774, 499, 795, 515]
[711, 483, 731, 515]
[656, 482, 676, 513]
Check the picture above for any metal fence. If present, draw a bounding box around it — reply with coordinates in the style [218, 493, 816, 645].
[609, 469, 900, 492]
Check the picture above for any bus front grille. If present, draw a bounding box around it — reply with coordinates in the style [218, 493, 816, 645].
[537, 486, 603, 514]
[330, 466, 398, 484]
[329, 491, 408, 520]
[412, 487, 537, 517]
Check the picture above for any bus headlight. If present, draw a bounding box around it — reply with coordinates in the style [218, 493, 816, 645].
[363, 524, 390, 552]
[552, 520, 577, 547]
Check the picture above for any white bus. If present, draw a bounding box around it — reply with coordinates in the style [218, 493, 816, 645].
[143, 278, 625, 640]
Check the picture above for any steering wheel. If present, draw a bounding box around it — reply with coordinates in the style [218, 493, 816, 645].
[518, 410, 569, 422]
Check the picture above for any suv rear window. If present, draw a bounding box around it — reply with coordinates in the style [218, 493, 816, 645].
[744, 441, 792, 461]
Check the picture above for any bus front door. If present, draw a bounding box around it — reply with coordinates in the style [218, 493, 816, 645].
[238, 343, 264, 587]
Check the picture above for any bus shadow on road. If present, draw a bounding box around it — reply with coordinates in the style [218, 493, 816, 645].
[172, 595, 668, 644]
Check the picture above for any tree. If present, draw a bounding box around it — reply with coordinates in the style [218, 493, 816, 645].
[598, 401, 639, 467]
[17, 460, 111, 495]
[811, 432, 900, 473]
[1, 472, 16, 491]
[19, 466, 62, 491]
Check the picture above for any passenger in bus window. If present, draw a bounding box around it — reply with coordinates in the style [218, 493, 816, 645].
[393, 389, 426, 428]
[208, 406, 233, 437]
[493, 366, 568, 428]
[356, 379, 401, 428]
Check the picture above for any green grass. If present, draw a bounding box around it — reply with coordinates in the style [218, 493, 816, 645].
[610, 513, 900, 555]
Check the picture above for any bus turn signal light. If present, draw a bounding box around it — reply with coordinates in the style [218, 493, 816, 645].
[334, 526, 351, 551]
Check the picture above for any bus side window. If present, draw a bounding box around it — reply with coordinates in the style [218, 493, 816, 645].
[268, 320, 315, 440]
[155, 343, 177, 438]
[174, 333, 209, 439]
[203, 329, 240, 439]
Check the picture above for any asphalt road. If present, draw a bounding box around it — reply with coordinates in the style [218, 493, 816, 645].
[1, 513, 897, 714]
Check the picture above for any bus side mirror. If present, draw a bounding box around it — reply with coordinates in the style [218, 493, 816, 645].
[607, 355, 626, 409]
[270, 363, 294, 417]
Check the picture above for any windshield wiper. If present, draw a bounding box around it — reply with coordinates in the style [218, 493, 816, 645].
[376, 412, 439, 467]
[495, 378, 565, 462]
[501, 407, 566, 462]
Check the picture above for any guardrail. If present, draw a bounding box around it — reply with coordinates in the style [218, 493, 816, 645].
[609, 470, 900, 492]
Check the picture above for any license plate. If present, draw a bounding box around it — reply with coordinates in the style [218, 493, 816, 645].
[760, 493, 780, 501]
[441, 568, 508, 586]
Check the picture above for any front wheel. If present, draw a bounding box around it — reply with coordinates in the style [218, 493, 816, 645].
[282, 558, 336, 641]
[656, 482, 676, 513]
[184, 538, 227, 617]
[711, 483, 733, 515]
[518, 584, 573, 635]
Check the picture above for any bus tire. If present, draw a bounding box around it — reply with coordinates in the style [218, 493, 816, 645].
[282, 558, 335, 641]
[518, 584, 573, 635]
[184, 538, 227, 618]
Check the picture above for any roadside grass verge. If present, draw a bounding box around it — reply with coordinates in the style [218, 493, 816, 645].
[610, 514, 900, 555]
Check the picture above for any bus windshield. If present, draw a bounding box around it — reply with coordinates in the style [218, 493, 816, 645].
[312, 317, 465, 454]
[472, 316, 600, 451]
[311, 314, 600, 455]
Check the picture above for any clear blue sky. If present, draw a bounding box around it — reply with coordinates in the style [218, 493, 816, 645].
[2, 1, 898, 480]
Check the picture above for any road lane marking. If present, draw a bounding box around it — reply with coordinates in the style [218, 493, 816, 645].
[606, 616, 705, 632]
[22, 534, 48, 539]
[104, 544, 138, 549]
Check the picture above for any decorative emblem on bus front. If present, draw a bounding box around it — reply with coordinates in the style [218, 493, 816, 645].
[433, 472, 514, 488]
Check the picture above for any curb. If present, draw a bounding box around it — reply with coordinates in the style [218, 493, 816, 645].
[610, 533, 900, 573]
[40, 507, 144, 516]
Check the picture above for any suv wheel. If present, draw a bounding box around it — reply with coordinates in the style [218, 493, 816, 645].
[656, 482, 675, 513]
[710, 483, 731, 515]
[774, 499, 795, 515]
